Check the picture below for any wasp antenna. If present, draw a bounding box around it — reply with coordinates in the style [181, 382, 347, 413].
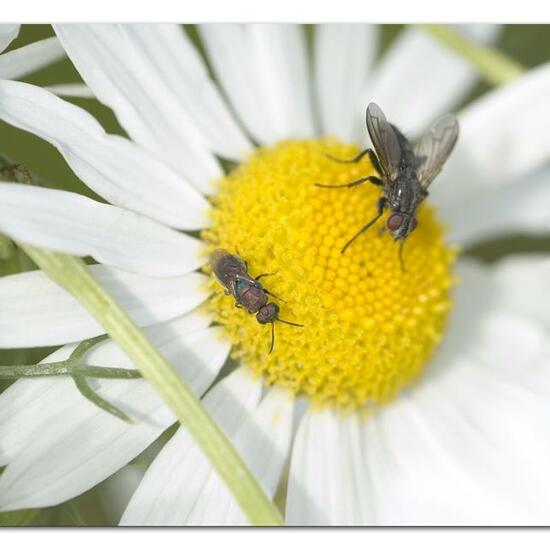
[269, 322, 275, 354]
[277, 318, 304, 327]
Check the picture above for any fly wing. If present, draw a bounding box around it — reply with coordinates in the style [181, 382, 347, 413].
[210, 249, 248, 291]
[416, 114, 459, 189]
[366, 103, 402, 181]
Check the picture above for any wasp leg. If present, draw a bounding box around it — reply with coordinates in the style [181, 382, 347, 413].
[255, 270, 278, 281]
[315, 175, 383, 189]
[341, 197, 387, 253]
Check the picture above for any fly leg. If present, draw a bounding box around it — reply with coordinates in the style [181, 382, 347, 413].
[398, 240, 406, 274]
[341, 197, 387, 253]
[235, 246, 248, 270]
[315, 175, 383, 189]
[326, 148, 383, 176]
[255, 271, 278, 281]
[254, 271, 285, 301]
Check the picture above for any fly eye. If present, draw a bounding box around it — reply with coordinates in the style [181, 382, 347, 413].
[387, 213, 404, 231]
[256, 303, 279, 324]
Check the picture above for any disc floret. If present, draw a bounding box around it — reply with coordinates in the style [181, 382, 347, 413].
[203, 139, 456, 409]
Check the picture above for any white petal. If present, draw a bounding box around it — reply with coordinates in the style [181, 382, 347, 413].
[490, 255, 550, 334]
[287, 259, 550, 525]
[249, 24, 316, 142]
[186, 386, 294, 526]
[44, 83, 95, 98]
[0, 25, 19, 54]
[120, 367, 263, 525]
[0, 313, 230, 511]
[0, 265, 209, 348]
[121, 24, 252, 160]
[360, 25, 500, 141]
[424, 257, 549, 382]
[0, 37, 65, 80]
[0, 79, 208, 229]
[445, 167, 550, 246]
[54, 24, 227, 193]
[0, 183, 203, 277]
[373, 261, 550, 525]
[314, 24, 379, 142]
[198, 24, 274, 145]
[0, 311, 216, 463]
[364, 358, 550, 525]
[201, 24, 315, 145]
[286, 409, 375, 525]
[432, 63, 550, 215]
[0, 377, 171, 511]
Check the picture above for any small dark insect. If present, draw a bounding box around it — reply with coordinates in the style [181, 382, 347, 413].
[209, 249, 303, 353]
[316, 102, 459, 269]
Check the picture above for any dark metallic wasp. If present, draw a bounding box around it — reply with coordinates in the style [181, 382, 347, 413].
[209, 249, 303, 353]
[316, 102, 459, 269]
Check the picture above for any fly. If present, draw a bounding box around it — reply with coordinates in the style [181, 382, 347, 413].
[209, 249, 303, 353]
[316, 102, 459, 270]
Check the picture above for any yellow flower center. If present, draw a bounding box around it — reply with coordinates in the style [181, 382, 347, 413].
[202, 139, 456, 409]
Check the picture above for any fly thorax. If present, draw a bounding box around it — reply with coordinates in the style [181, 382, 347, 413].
[238, 284, 267, 313]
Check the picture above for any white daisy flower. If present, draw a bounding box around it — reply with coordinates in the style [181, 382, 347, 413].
[0, 24, 549, 526]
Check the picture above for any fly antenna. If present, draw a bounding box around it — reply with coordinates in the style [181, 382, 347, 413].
[264, 289, 287, 303]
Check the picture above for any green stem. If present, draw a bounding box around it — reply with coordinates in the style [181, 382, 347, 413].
[0, 360, 75, 378]
[0, 350, 142, 422]
[0, 361, 141, 379]
[19, 244, 283, 526]
[420, 24, 524, 86]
